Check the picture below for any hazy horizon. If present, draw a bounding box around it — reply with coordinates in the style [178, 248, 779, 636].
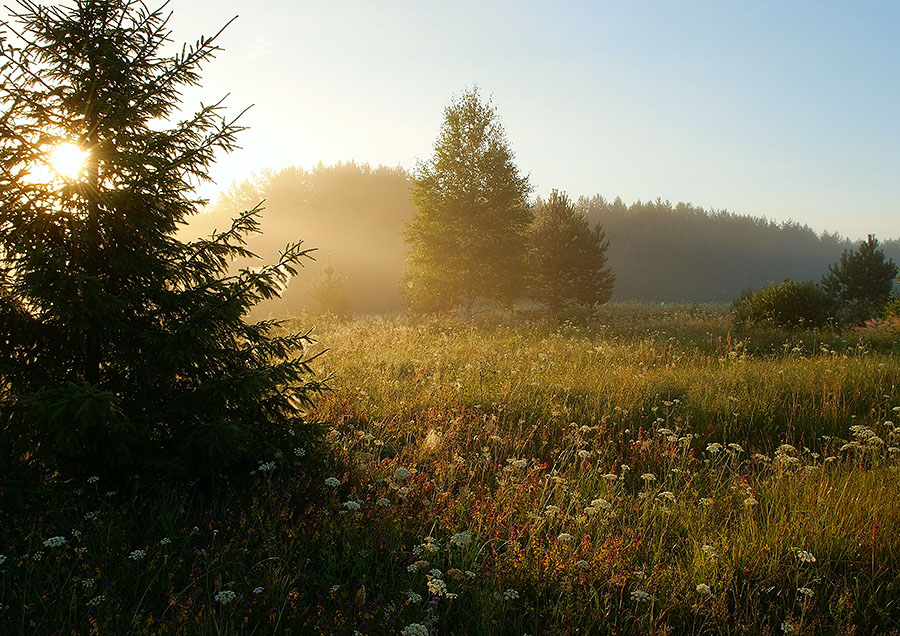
[165, 0, 898, 242]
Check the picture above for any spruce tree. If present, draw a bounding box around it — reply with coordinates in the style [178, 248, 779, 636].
[0, 0, 322, 485]
[531, 190, 614, 315]
[402, 88, 532, 312]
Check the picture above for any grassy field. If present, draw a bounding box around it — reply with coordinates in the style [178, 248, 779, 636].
[4, 304, 900, 635]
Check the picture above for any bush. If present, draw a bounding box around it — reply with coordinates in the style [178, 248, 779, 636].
[732, 280, 836, 329]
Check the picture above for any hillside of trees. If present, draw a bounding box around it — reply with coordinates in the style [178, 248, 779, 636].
[187, 164, 898, 314]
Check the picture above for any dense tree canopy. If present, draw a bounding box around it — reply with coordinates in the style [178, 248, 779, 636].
[822, 234, 898, 323]
[0, 0, 321, 485]
[402, 88, 532, 312]
[531, 190, 614, 314]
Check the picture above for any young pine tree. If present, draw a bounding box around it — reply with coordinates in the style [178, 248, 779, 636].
[0, 0, 322, 485]
[402, 87, 532, 313]
[531, 190, 614, 315]
[822, 234, 898, 323]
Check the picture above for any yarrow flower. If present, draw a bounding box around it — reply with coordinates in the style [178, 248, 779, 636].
[258, 461, 275, 472]
[43, 536, 66, 548]
[728, 443, 744, 453]
[796, 549, 816, 563]
[159, 537, 171, 546]
[401, 624, 428, 636]
[86, 594, 106, 607]
[344, 500, 361, 512]
[575, 559, 590, 570]
[293, 446, 306, 457]
[450, 531, 472, 547]
[0, 555, 6, 566]
[706, 443, 723, 454]
[128, 549, 146, 560]
[544, 505, 561, 517]
[394, 467, 412, 480]
[376, 498, 391, 507]
[87, 476, 99, 484]
[324, 477, 341, 488]
[214, 590, 236, 604]
[696, 583, 712, 595]
[502, 588, 519, 600]
[557, 533, 574, 544]
[253, 587, 264, 595]
[407, 590, 423, 603]
[507, 458, 527, 469]
[640, 473, 656, 482]
[797, 587, 814, 598]
[743, 496, 758, 507]
[701, 544, 717, 558]
[631, 589, 652, 603]
[82, 578, 95, 589]
[426, 577, 447, 596]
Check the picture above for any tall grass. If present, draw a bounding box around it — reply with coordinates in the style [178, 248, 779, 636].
[3, 304, 899, 634]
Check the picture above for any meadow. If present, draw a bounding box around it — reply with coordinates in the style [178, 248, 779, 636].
[4, 303, 900, 635]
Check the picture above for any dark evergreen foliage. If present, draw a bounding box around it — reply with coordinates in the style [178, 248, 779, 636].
[531, 190, 614, 315]
[0, 0, 323, 485]
[822, 235, 898, 323]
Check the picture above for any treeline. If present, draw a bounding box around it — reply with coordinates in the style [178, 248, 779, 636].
[579, 196, 900, 302]
[188, 164, 898, 314]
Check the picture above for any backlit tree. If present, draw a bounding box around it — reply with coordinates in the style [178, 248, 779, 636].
[0, 0, 322, 485]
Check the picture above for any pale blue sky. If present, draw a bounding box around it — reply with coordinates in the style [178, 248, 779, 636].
[168, 1, 899, 240]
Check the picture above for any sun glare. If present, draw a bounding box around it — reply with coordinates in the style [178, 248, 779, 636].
[48, 143, 89, 180]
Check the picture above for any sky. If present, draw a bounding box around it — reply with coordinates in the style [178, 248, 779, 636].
[165, 0, 899, 241]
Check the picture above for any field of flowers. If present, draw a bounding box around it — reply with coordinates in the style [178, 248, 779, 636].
[3, 304, 900, 635]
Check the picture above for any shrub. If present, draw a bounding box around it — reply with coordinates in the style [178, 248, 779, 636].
[732, 280, 836, 329]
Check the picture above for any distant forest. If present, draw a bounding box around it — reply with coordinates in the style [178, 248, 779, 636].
[185, 162, 899, 314]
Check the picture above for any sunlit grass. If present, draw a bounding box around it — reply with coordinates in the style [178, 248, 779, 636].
[3, 304, 900, 634]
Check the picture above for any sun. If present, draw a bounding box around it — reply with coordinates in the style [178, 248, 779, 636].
[48, 142, 89, 180]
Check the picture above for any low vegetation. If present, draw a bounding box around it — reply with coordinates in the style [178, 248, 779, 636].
[4, 304, 900, 634]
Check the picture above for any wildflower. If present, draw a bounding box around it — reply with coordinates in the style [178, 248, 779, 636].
[324, 477, 341, 488]
[557, 533, 574, 544]
[796, 549, 816, 563]
[782, 621, 797, 634]
[507, 458, 527, 469]
[84, 511, 99, 521]
[159, 537, 171, 546]
[75, 547, 87, 555]
[778, 444, 797, 455]
[502, 588, 519, 600]
[701, 544, 717, 558]
[407, 590, 423, 603]
[128, 549, 146, 560]
[696, 583, 712, 595]
[657, 491, 676, 503]
[0, 555, 5, 566]
[743, 496, 758, 507]
[450, 531, 472, 546]
[544, 505, 561, 517]
[426, 577, 447, 596]
[657, 427, 674, 436]
[706, 443, 723, 454]
[602, 473, 619, 481]
[253, 587, 264, 595]
[293, 446, 306, 457]
[699, 497, 713, 506]
[445, 592, 458, 599]
[575, 559, 590, 570]
[31, 551, 44, 562]
[577, 450, 591, 459]
[344, 500, 361, 512]
[258, 461, 275, 472]
[465, 570, 477, 579]
[728, 443, 744, 453]
[428, 568, 443, 579]
[71, 530, 82, 537]
[376, 498, 391, 507]
[87, 476, 99, 484]
[640, 473, 656, 482]
[86, 594, 106, 607]
[394, 467, 412, 480]
[401, 624, 429, 636]
[82, 578, 95, 589]
[104, 490, 117, 497]
[798, 587, 814, 598]
[589, 497, 612, 512]
[330, 584, 340, 592]
[631, 589, 652, 603]
[215, 590, 236, 604]
[43, 536, 66, 548]
[752, 453, 771, 463]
